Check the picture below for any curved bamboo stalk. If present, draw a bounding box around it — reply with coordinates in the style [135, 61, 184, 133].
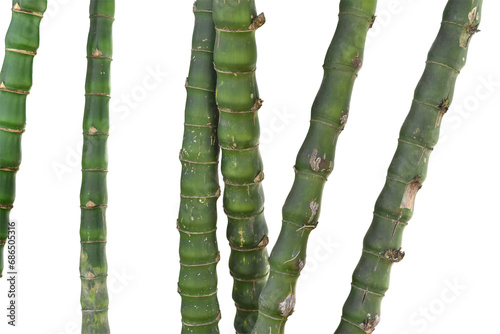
[79, 1, 114, 332]
[0, 0, 47, 278]
[212, 0, 269, 332]
[177, 1, 221, 333]
[252, 1, 377, 333]
[335, 1, 482, 333]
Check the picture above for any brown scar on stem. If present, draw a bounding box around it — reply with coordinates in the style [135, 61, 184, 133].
[460, 8, 480, 49]
[251, 98, 264, 111]
[86, 200, 97, 208]
[249, 13, 266, 31]
[384, 247, 405, 263]
[359, 314, 380, 333]
[251, 99, 263, 124]
[436, 98, 451, 127]
[400, 177, 422, 211]
[307, 200, 319, 225]
[340, 113, 349, 125]
[92, 48, 103, 57]
[463, 6, 481, 49]
[353, 54, 363, 70]
[258, 235, 269, 248]
[361, 291, 367, 305]
[309, 148, 321, 172]
[279, 290, 295, 317]
[254, 171, 264, 183]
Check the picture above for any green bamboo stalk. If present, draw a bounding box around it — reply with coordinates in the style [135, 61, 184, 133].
[79, 1, 114, 332]
[0, 0, 47, 278]
[252, 1, 377, 333]
[212, 0, 269, 332]
[335, 1, 482, 333]
[177, 1, 221, 333]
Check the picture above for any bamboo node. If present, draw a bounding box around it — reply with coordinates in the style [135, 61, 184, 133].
[338, 12, 376, 28]
[176, 220, 217, 235]
[0, 126, 24, 134]
[235, 303, 258, 312]
[81, 308, 108, 313]
[230, 270, 269, 282]
[293, 166, 328, 181]
[270, 268, 300, 277]
[258, 310, 284, 322]
[178, 286, 218, 298]
[185, 78, 215, 92]
[12, 3, 44, 18]
[0, 82, 30, 95]
[89, 14, 115, 20]
[426, 60, 460, 74]
[181, 311, 221, 327]
[0, 167, 19, 172]
[85, 92, 111, 97]
[81, 240, 107, 244]
[5, 48, 36, 56]
[230, 236, 268, 252]
[180, 252, 220, 267]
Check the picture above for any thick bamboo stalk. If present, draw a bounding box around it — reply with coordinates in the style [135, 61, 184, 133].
[212, 0, 269, 332]
[252, 1, 377, 333]
[0, 0, 47, 278]
[335, 1, 482, 333]
[177, 1, 221, 333]
[79, 1, 114, 332]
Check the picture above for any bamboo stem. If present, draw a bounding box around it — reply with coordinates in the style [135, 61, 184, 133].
[0, 0, 47, 278]
[79, 1, 114, 332]
[177, 1, 221, 333]
[252, 1, 377, 333]
[213, 1, 269, 332]
[335, 1, 482, 333]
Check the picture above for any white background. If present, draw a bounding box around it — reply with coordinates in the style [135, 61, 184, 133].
[0, 0, 499, 333]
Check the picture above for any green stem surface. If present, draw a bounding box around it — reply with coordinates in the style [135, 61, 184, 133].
[335, 1, 482, 333]
[213, 0, 269, 332]
[252, 1, 377, 333]
[79, 1, 114, 333]
[0, 0, 47, 277]
[177, 1, 221, 333]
